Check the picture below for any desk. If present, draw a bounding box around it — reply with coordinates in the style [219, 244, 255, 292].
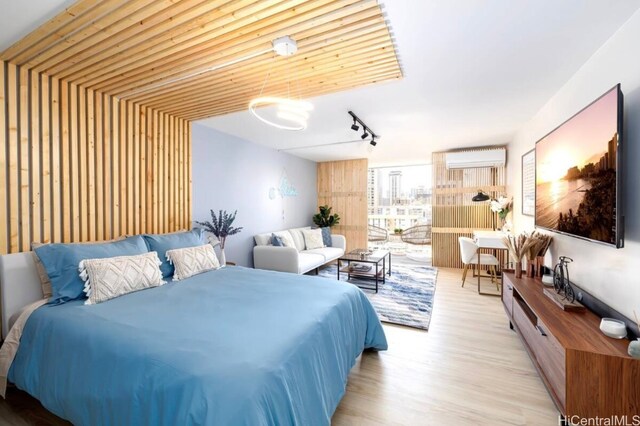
[473, 231, 509, 296]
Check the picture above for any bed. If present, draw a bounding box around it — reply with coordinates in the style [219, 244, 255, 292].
[0, 252, 387, 425]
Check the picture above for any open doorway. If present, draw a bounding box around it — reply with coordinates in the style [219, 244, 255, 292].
[367, 165, 432, 265]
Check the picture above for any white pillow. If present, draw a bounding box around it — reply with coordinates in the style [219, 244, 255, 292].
[273, 231, 296, 249]
[80, 252, 165, 305]
[302, 229, 325, 250]
[166, 244, 220, 281]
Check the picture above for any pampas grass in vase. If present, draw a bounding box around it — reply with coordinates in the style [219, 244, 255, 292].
[502, 234, 536, 278]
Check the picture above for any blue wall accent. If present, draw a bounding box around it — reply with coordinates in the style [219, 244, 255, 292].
[192, 124, 317, 267]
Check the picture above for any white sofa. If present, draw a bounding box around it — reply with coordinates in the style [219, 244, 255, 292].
[253, 227, 346, 274]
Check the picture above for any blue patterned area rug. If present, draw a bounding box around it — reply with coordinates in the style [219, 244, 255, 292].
[317, 263, 438, 330]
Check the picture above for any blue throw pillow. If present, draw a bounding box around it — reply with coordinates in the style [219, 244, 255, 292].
[321, 227, 332, 247]
[271, 233, 284, 246]
[34, 236, 149, 305]
[143, 229, 205, 278]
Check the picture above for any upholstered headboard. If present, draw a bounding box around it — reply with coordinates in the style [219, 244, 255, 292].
[0, 252, 43, 339]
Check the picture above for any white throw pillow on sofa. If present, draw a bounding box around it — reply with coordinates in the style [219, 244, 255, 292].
[302, 229, 325, 250]
[273, 231, 296, 249]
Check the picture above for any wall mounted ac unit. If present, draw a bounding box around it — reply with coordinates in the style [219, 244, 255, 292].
[445, 148, 506, 169]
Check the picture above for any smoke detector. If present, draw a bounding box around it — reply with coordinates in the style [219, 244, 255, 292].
[272, 36, 298, 56]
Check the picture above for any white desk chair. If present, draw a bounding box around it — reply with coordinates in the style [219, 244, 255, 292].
[458, 237, 499, 290]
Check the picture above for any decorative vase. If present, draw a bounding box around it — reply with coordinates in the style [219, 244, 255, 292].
[628, 338, 640, 359]
[219, 248, 226, 266]
[515, 261, 523, 279]
[535, 256, 545, 277]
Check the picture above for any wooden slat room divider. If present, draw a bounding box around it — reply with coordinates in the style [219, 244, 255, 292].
[317, 159, 368, 252]
[0, 61, 192, 254]
[432, 148, 507, 268]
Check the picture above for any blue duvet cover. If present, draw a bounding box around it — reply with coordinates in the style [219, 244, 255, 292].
[9, 267, 387, 425]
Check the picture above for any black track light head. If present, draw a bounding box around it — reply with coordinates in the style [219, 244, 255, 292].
[361, 131, 369, 139]
[351, 122, 359, 131]
[370, 138, 377, 146]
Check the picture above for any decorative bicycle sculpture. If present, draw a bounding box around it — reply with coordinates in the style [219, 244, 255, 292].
[553, 256, 575, 303]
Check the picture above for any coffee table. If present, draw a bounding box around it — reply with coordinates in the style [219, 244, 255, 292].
[337, 249, 391, 293]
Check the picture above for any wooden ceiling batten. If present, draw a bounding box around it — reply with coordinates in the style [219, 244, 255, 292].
[69, 0, 312, 87]
[59, 0, 269, 82]
[97, 0, 373, 95]
[1, 0, 401, 121]
[157, 55, 399, 115]
[131, 29, 394, 106]
[121, 14, 391, 106]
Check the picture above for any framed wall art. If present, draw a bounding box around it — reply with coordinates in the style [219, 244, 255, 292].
[522, 148, 535, 216]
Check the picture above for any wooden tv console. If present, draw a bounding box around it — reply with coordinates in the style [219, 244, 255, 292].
[502, 272, 640, 418]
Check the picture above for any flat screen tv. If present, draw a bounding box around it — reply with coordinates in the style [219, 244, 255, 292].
[535, 85, 624, 248]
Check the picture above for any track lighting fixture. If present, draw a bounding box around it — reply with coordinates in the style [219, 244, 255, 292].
[348, 111, 379, 147]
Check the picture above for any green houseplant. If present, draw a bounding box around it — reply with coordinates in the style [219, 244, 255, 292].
[196, 209, 243, 265]
[313, 205, 340, 228]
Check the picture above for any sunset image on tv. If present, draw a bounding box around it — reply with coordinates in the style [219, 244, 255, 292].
[535, 87, 619, 244]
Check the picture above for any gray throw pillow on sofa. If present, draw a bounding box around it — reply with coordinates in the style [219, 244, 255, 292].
[271, 233, 285, 246]
[321, 227, 332, 247]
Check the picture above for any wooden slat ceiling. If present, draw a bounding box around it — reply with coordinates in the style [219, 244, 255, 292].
[1, 0, 402, 121]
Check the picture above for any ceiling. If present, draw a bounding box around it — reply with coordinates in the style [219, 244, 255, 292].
[199, 0, 640, 166]
[0, 0, 400, 121]
[2, 1, 639, 167]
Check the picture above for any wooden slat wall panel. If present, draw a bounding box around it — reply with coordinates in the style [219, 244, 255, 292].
[431, 148, 507, 268]
[0, 61, 192, 254]
[317, 159, 368, 252]
[0, 65, 5, 252]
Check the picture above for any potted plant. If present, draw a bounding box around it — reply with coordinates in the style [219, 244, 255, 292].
[196, 209, 243, 265]
[313, 205, 340, 227]
[394, 228, 403, 235]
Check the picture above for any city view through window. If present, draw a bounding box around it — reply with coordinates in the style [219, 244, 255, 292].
[368, 165, 432, 261]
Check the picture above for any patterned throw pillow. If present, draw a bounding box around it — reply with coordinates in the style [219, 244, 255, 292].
[166, 244, 220, 281]
[302, 229, 325, 250]
[80, 252, 165, 305]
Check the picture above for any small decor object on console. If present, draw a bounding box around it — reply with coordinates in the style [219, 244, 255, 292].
[195, 209, 243, 266]
[502, 234, 536, 278]
[544, 255, 585, 312]
[629, 311, 640, 359]
[599, 318, 627, 339]
[553, 256, 575, 303]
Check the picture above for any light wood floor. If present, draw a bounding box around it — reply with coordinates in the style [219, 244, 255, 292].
[333, 267, 558, 425]
[0, 268, 558, 425]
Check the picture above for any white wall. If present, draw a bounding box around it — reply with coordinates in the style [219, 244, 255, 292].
[507, 10, 640, 319]
[192, 124, 318, 267]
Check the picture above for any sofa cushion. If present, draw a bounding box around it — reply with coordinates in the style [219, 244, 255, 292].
[297, 252, 325, 274]
[320, 227, 332, 247]
[271, 233, 284, 246]
[302, 229, 324, 250]
[254, 232, 272, 246]
[303, 247, 344, 262]
[287, 227, 311, 251]
[272, 231, 296, 249]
